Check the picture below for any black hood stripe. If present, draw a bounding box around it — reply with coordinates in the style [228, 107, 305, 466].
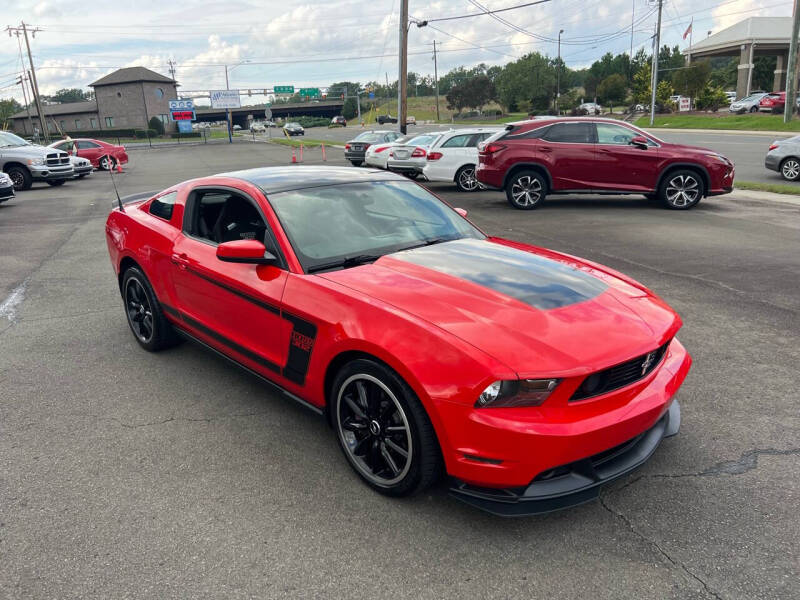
[391, 239, 607, 310]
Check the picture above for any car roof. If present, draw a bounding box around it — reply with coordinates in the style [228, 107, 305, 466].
[439, 127, 502, 135]
[220, 166, 407, 194]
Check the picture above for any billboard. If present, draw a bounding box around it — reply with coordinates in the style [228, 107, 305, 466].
[210, 90, 241, 109]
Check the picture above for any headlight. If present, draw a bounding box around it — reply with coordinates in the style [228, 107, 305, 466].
[27, 157, 45, 166]
[476, 379, 560, 408]
[711, 154, 731, 165]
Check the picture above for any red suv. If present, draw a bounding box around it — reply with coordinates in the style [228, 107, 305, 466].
[476, 118, 734, 210]
[758, 92, 785, 113]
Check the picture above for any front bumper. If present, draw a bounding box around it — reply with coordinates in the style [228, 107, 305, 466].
[0, 183, 15, 201]
[30, 165, 74, 181]
[450, 401, 680, 516]
[73, 166, 93, 177]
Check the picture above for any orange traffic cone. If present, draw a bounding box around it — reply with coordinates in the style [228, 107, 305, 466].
[321, 143, 327, 162]
[291, 147, 297, 163]
[116, 161, 123, 173]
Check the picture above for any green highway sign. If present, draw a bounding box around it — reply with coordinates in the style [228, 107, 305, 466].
[299, 87, 320, 98]
[273, 85, 294, 94]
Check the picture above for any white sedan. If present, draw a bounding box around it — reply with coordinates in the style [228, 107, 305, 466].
[421, 127, 500, 191]
[364, 134, 413, 169]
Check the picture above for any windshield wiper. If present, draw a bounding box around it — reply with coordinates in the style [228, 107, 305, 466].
[307, 254, 382, 273]
[396, 236, 456, 252]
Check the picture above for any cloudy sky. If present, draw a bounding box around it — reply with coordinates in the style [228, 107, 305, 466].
[1, 0, 793, 104]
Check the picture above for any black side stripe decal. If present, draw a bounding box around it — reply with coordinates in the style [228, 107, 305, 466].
[163, 302, 281, 374]
[281, 313, 317, 385]
[186, 266, 280, 315]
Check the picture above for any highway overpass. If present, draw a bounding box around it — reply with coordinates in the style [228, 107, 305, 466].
[194, 100, 345, 127]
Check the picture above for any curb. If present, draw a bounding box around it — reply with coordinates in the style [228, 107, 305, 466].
[728, 188, 800, 206]
[642, 127, 796, 138]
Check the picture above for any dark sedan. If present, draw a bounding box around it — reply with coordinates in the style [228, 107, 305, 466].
[344, 130, 402, 166]
[377, 114, 398, 124]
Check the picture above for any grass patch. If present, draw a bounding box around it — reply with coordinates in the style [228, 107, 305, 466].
[735, 180, 800, 195]
[634, 114, 800, 132]
[267, 137, 333, 148]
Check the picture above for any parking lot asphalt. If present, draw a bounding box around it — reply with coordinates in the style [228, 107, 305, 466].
[280, 121, 798, 186]
[1, 142, 798, 599]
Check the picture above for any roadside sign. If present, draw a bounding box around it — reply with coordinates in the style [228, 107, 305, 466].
[169, 99, 194, 111]
[369, 92, 375, 99]
[274, 85, 294, 94]
[265, 108, 272, 119]
[210, 89, 241, 109]
[679, 97, 691, 112]
[170, 110, 195, 121]
[299, 87, 320, 98]
[177, 120, 193, 133]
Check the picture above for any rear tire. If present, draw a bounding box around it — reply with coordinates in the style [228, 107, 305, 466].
[505, 169, 547, 210]
[749, 106, 758, 113]
[658, 169, 704, 210]
[6, 166, 32, 191]
[332, 359, 442, 497]
[121, 266, 180, 352]
[779, 157, 800, 181]
[455, 164, 479, 192]
[350, 160, 363, 167]
[99, 155, 116, 170]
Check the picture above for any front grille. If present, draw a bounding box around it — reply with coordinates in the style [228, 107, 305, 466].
[46, 153, 69, 166]
[570, 341, 670, 401]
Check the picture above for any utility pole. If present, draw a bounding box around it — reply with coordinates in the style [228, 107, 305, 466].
[398, 0, 409, 134]
[7, 24, 48, 141]
[224, 65, 232, 144]
[784, 0, 799, 122]
[556, 29, 564, 114]
[630, 0, 635, 59]
[167, 59, 177, 81]
[649, 0, 663, 127]
[17, 73, 35, 135]
[433, 40, 440, 121]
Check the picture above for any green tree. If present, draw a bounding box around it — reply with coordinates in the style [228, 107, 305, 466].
[632, 64, 652, 104]
[695, 86, 729, 111]
[148, 116, 164, 135]
[42, 88, 93, 103]
[671, 61, 711, 99]
[0, 98, 23, 128]
[341, 98, 358, 119]
[597, 73, 627, 105]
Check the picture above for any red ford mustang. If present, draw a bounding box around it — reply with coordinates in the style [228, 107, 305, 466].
[105, 166, 691, 515]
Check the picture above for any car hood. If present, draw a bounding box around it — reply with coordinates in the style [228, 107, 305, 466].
[0, 144, 57, 158]
[318, 238, 681, 377]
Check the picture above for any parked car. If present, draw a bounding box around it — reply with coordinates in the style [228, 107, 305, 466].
[577, 102, 602, 115]
[377, 114, 398, 124]
[764, 135, 800, 181]
[422, 127, 502, 191]
[406, 116, 416, 125]
[0, 171, 15, 203]
[70, 155, 93, 178]
[386, 133, 444, 178]
[724, 91, 737, 103]
[48, 138, 128, 170]
[283, 122, 304, 136]
[233, 124, 242, 131]
[1, 131, 73, 190]
[729, 92, 769, 113]
[344, 130, 402, 166]
[759, 92, 786, 113]
[364, 134, 413, 169]
[265, 120, 278, 128]
[105, 165, 690, 515]
[476, 118, 734, 210]
[330, 116, 347, 127]
[250, 122, 266, 132]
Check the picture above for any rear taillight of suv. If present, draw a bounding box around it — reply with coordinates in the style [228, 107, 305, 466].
[411, 147, 426, 158]
[427, 151, 443, 161]
[480, 143, 506, 155]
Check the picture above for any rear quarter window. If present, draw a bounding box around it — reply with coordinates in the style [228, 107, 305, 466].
[149, 191, 178, 221]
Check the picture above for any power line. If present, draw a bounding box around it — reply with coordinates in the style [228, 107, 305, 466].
[420, 0, 553, 23]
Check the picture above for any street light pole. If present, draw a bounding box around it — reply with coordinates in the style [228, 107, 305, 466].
[224, 65, 232, 144]
[556, 29, 564, 114]
[649, 0, 663, 127]
[433, 40, 440, 121]
[784, 0, 799, 123]
[398, 0, 409, 134]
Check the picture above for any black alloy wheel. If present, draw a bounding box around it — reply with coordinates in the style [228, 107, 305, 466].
[121, 267, 179, 352]
[455, 165, 480, 192]
[505, 169, 547, 210]
[659, 170, 704, 209]
[333, 359, 441, 496]
[6, 166, 32, 191]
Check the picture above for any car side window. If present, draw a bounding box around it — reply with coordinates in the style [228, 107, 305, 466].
[505, 126, 549, 140]
[149, 191, 178, 221]
[76, 141, 99, 149]
[542, 123, 594, 144]
[186, 189, 268, 246]
[467, 133, 492, 146]
[595, 123, 637, 145]
[441, 134, 472, 148]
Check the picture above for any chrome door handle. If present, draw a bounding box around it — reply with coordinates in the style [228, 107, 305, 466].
[171, 253, 189, 269]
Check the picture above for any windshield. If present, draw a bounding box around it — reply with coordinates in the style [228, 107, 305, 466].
[405, 134, 439, 147]
[286, 122, 300, 127]
[0, 132, 30, 147]
[354, 132, 384, 142]
[268, 181, 484, 272]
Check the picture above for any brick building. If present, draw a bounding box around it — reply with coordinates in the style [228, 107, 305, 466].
[10, 66, 178, 136]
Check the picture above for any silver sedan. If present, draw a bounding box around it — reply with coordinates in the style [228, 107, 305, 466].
[765, 135, 800, 181]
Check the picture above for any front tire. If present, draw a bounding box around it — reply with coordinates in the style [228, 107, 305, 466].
[6, 166, 32, 191]
[749, 106, 758, 113]
[780, 157, 800, 181]
[659, 169, 704, 209]
[121, 267, 180, 352]
[332, 359, 442, 497]
[455, 164, 479, 192]
[505, 169, 547, 209]
[99, 155, 116, 170]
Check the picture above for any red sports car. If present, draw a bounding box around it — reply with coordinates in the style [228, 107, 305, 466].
[105, 167, 691, 515]
[49, 137, 128, 170]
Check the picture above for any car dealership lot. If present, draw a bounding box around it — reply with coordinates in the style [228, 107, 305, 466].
[1, 142, 798, 599]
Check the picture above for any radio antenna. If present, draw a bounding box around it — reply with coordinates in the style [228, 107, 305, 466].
[109, 162, 124, 212]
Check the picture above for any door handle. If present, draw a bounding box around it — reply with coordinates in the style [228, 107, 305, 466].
[598, 148, 611, 153]
[171, 253, 189, 269]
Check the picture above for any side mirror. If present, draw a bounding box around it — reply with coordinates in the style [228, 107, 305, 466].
[629, 136, 649, 149]
[216, 239, 276, 265]
[454, 207, 468, 217]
